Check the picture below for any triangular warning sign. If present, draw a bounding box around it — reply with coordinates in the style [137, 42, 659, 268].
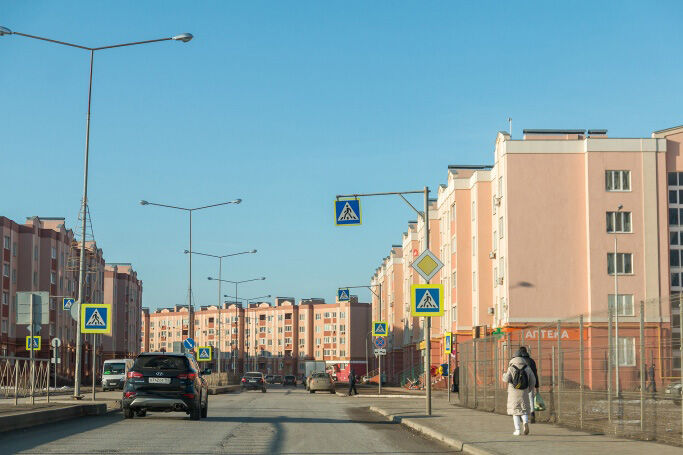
[86, 309, 106, 327]
[416, 290, 438, 309]
[337, 202, 359, 221]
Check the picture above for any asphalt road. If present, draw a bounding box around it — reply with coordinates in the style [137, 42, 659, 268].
[0, 385, 456, 455]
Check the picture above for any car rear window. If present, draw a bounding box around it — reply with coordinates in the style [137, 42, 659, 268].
[244, 372, 262, 378]
[135, 355, 188, 371]
[285, 375, 295, 379]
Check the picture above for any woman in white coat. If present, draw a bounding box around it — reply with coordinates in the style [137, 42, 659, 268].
[502, 354, 536, 435]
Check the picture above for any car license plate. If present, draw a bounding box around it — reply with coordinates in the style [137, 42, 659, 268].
[148, 377, 171, 384]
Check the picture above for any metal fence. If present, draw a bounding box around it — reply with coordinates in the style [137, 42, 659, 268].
[458, 298, 683, 447]
[0, 356, 51, 405]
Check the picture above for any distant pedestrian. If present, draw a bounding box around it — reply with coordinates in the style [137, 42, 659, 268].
[646, 363, 656, 393]
[348, 368, 358, 396]
[514, 346, 539, 423]
[503, 350, 536, 436]
[451, 366, 459, 393]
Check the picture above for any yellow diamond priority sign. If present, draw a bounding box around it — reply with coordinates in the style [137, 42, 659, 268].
[411, 249, 443, 282]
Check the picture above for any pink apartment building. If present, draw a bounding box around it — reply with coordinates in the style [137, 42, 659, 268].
[372, 125, 683, 385]
[102, 263, 143, 359]
[1, 215, 142, 384]
[141, 296, 371, 377]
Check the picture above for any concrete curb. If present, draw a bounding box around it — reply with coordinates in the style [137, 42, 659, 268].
[0, 403, 108, 434]
[208, 385, 241, 395]
[369, 406, 496, 455]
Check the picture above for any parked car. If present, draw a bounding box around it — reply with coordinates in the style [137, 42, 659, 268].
[308, 372, 335, 394]
[283, 375, 297, 387]
[102, 358, 134, 391]
[242, 372, 267, 392]
[121, 352, 210, 420]
[265, 375, 275, 384]
[665, 381, 682, 405]
[273, 375, 283, 384]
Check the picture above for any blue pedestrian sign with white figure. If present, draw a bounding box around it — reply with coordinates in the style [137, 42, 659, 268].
[62, 298, 75, 310]
[197, 346, 212, 362]
[337, 288, 350, 301]
[335, 199, 361, 226]
[372, 321, 388, 336]
[81, 303, 112, 334]
[410, 284, 444, 317]
[183, 338, 195, 350]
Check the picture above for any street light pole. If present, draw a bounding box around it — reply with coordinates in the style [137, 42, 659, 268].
[141, 199, 242, 345]
[186, 249, 257, 373]
[614, 204, 623, 397]
[0, 26, 193, 399]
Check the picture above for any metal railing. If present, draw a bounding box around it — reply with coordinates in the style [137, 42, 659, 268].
[458, 298, 683, 447]
[0, 356, 51, 405]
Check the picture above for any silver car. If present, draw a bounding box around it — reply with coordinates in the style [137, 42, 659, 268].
[308, 372, 335, 394]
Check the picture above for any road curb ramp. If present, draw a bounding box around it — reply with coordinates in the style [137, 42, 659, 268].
[369, 406, 495, 455]
[0, 403, 108, 434]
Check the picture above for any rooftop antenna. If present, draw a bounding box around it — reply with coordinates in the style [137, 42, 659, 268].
[508, 117, 512, 138]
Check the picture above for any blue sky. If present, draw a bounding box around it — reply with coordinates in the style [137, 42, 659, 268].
[3, 1, 683, 309]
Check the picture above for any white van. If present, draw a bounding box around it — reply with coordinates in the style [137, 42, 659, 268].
[102, 359, 134, 391]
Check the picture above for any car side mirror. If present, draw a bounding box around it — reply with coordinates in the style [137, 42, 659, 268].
[202, 368, 212, 375]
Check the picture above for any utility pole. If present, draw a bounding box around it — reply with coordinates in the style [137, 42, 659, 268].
[423, 186, 431, 416]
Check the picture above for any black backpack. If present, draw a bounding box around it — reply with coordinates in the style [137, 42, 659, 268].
[510, 364, 529, 389]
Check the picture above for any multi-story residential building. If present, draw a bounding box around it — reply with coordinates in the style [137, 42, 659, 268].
[102, 263, 143, 359]
[141, 297, 371, 377]
[1, 215, 141, 384]
[371, 125, 683, 385]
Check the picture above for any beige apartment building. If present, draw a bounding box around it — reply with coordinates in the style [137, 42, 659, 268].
[372, 125, 683, 384]
[141, 296, 371, 377]
[102, 263, 143, 359]
[1, 215, 141, 383]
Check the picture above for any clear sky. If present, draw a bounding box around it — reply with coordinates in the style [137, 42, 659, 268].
[3, 1, 683, 309]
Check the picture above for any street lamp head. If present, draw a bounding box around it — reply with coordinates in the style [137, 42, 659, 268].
[172, 33, 193, 43]
[250, 249, 257, 254]
[618, 204, 623, 210]
[233, 199, 242, 204]
[207, 277, 213, 281]
[260, 277, 266, 280]
[139, 200, 149, 206]
[0, 26, 12, 36]
[183, 250, 189, 254]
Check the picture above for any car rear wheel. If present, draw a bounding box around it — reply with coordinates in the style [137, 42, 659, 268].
[136, 410, 147, 417]
[330, 389, 335, 394]
[190, 399, 201, 420]
[123, 407, 134, 419]
[309, 389, 315, 394]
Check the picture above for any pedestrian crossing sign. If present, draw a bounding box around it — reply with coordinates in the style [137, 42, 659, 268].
[372, 321, 388, 336]
[26, 336, 41, 350]
[62, 298, 75, 310]
[337, 288, 350, 301]
[444, 332, 452, 354]
[81, 303, 111, 334]
[197, 346, 212, 362]
[335, 199, 361, 226]
[410, 284, 444, 317]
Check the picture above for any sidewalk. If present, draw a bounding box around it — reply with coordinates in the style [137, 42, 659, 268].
[364, 395, 682, 455]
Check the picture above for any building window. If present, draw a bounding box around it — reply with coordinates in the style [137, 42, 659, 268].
[471, 201, 475, 221]
[605, 170, 631, 191]
[339, 311, 345, 318]
[672, 273, 681, 287]
[607, 253, 633, 275]
[12, 242, 17, 257]
[299, 314, 305, 320]
[671, 250, 681, 267]
[499, 217, 504, 238]
[614, 337, 636, 366]
[608, 294, 635, 317]
[50, 272, 56, 285]
[3, 236, 9, 249]
[51, 247, 57, 259]
[472, 272, 476, 292]
[299, 326, 305, 332]
[2, 292, 8, 305]
[499, 257, 505, 278]
[2, 264, 8, 277]
[472, 236, 476, 256]
[12, 269, 16, 284]
[315, 314, 321, 320]
[339, 324, 346, 333]
[451, 271, 456, 288]
[1, 319, 7, 334]
[606, 212, 632, 233]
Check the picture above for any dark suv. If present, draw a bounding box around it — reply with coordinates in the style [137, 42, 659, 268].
[122, 352, 210, 420]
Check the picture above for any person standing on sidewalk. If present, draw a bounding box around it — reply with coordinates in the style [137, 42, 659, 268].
[515, 346, 539, 422]
[348, 368, 358, 396]
[503, 351, 536, 436]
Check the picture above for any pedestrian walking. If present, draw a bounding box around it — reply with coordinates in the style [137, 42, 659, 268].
[646, 363, 656, 393]
[348, 368, 358, 396]
[502, 351, 536, 436]
[514, 346, 539, 422]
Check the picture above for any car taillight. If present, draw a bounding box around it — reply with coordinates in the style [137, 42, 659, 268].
[124, 391, 136, 398]
[259, 378, 264, 383]
[126, 371, 143, 379]
[182, 393, 195, 399]
[177, 373, 197, 380]
[241, 378, 246, 382]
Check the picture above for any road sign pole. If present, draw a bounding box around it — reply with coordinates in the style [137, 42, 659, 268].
[423, 186, 431, 416]
[379, 282, 382, 395]
[91, 334, 96, 401]
[30, 293, 35, 405]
